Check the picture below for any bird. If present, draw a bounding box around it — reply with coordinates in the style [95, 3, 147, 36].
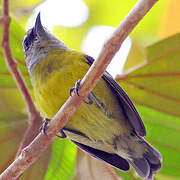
[22, 13, 162, 179]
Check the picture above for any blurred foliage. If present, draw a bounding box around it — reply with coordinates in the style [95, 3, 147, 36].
[159, 0, 180, 38]
[123, 40, 146, 71]
[44, 139, 77, 180]
[118, 34, 180, 117]
[0, 0, 180, 180]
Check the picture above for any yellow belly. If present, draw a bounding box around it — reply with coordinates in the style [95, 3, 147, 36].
[31, 50, 131, 151]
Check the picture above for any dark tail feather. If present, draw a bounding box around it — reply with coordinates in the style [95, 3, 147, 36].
[128, 158, 150, 178]
[71, 140, 130, 171]
[129, 138, 162, 179]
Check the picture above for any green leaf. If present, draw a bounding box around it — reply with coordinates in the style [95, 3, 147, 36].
[117, 33, 180, 117]
[123, 39, 146, 72]
[0, 110, 51, 180]
[0, 111, 27, 173]
[137, 105, 180, 178]
[45, 139, 77, 180]
[0, 95, 51, 179]
[0, 89, 28, 113]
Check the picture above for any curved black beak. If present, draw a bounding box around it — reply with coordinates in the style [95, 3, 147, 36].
[34, 12, 46, 36]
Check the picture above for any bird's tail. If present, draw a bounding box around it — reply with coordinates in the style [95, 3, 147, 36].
[128, 136, 162, 179]
[116, 134, 162, 179]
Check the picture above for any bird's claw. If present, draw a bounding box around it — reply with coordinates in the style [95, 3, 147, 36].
[69, 79, 81, 96]
[69, 80, 94, 105]
[56, 129, 67, 138]
[40, 118, 67, 138]
[40, 118, 50, 136]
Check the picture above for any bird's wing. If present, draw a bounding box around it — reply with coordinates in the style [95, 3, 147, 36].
[71, 140, 130, 171]
[85, 55, 146, 137]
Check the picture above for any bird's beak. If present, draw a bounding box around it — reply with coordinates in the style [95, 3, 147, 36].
[34, 13, 46, 37]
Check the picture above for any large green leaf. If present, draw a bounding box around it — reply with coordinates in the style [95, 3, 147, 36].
[0, 111, 27, 173]
[137, 105, 180, 178]
[0, 90, 51, 179]
[117, 33, 180, 117]
[0, 110, 52, 180]
[123, 39, 146, 72]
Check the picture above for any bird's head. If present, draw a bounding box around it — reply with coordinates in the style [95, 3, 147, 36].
[23, 13, 68, 72]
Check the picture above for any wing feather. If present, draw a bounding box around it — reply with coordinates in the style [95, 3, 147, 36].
[85, 55, 146, 137]
[72, 140, 130, 171]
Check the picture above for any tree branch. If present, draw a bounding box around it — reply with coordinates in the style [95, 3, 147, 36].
[0, 0, 42, 154]
[0, 0, 158, 179]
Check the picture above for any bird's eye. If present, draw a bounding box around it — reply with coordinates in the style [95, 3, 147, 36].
[23, 28, 38, 51]
[24, 39, 29, 47]
[23, 38, 30, 50]
[34, 37, 38, 41]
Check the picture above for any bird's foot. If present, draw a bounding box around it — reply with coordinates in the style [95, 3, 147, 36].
[40, 118, 67, 138]
[40, 118, 50, 136]
[69, 80, 94, 105]
[56, 129, 67, 138]
[69, 79, 81, 96]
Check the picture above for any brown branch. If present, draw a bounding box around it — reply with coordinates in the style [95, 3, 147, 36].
[0, 0, 158, 179]
[0, 0, 42, 154]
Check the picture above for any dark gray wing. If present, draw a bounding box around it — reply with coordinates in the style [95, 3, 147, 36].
[85, 55, 146, 137]
[71, 140, 130, 171]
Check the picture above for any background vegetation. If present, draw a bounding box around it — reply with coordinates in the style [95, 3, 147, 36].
[0, 0, 179, 179]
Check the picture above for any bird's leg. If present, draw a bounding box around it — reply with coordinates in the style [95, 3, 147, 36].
[69, 80, 105, 107]
[89, 92, 104, 110]
[40, 118, 67, 138]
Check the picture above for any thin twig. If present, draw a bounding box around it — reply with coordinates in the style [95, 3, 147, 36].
[0, 0, 158, 179]
[0, 0, 42, 154]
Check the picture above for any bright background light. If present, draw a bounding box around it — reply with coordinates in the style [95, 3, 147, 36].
[27, 0, 89, 28]
[27, 2, 131, 77]
[82, 26, 131, 77]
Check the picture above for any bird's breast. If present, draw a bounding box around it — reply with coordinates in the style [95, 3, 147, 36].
[30, 51, 131, 150]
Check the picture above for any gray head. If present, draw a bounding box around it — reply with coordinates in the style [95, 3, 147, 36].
[23, 13, 68, 71]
